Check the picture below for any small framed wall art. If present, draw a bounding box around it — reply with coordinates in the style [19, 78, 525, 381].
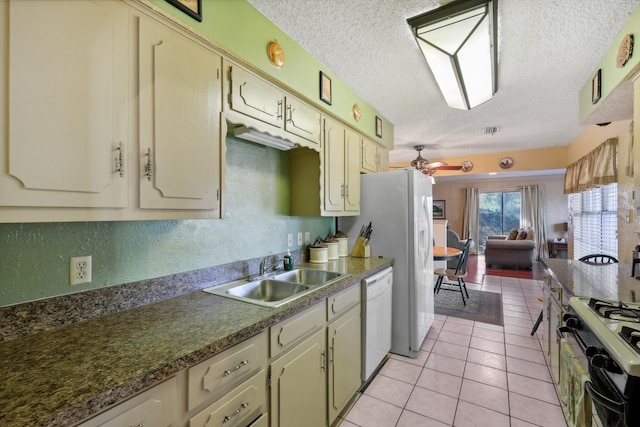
[166, 0, 202, 22]
[592, 69, 601, 104]
[320, 71, 332, 105]
[375, 116, 382, 138]
[433, 200, 446, 219]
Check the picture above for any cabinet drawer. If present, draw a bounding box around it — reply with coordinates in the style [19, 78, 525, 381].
[189, 369, 267, 427]
[188, 331, 268, 411]
[78, 377, 177, 427]
[270, 302, 325, 358]
[327, 284, 360, 322]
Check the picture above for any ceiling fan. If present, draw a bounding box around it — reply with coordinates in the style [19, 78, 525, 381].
[409, 145, 471, 175]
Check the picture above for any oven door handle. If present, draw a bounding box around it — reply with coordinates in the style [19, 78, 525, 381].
[585, 380, 625, 415]
[557, 326, 571, 340]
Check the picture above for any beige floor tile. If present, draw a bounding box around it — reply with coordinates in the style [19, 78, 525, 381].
[504, 324, 535, 336]
[509, 418, 540, 427]
[506, 356, 552, 382]
[463, 362, 508, 389]
[416, 368, 463, 398]
[473, 321, 504, 332]
[469, 336, 506, 355]
[364, 374, 414, 407]
[506, 343, 547, 364]
[459, 379, 509, 415]
[391, 350, 429, 367]
[432, 340, 469, 360]
[507, 372, 561, 404]
[472, 327, 504, 342]
[424, 352, 466, 377]
[344, 394, 403, 427]
[421, 337, 436, 352]
[467, 347, 507, 370]
[505, 333, 542, 350]
[396, 410, 450, 427]
[442, 321, 473, 335]
[438, 330, 472, 346]
[509, 392, 566, 427]
[405, 386, 458, 425]
[454, 400, 511, 427]
[336, 419, 359, 427]
[378, 358, 423, 384]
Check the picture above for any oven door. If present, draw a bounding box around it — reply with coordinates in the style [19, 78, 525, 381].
[558, 325, 627, 427]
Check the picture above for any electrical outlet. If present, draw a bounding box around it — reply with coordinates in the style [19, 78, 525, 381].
[70, 255, 92, 286]
[297, 232, 303, 245]
[287, 233, 293, 247]
[304, 232, 310, 244]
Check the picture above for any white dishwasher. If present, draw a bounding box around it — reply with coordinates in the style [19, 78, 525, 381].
[362, 266, 393, 383]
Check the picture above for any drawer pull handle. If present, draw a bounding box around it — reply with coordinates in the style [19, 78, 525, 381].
[223, 402, 249, 423]
[223, 360, 249, 377]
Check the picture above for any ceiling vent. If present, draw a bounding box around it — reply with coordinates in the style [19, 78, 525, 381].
[481, 126, 500, 135]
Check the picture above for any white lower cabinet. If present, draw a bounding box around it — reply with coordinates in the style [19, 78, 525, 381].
[77, 377, 178, 427]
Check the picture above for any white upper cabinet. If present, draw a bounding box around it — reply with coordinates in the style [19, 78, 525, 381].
[225, 62, 321, 151]
[138, 14, 222, 212]
[361, 138, 389, 173]
[1, 0, 129, 209]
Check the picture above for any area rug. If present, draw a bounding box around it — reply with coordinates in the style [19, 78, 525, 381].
[434, 288, 504, 326]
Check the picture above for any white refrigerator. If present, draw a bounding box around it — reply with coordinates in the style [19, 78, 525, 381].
[339, 169, 434, 358]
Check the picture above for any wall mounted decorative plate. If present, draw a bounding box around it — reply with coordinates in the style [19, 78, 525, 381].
[353, 104, 362, 122]
[461, 161, 473, 172]
[499, 157, 514, 169]
[267, 41, 285, 68]
[617, 34, 634, 68]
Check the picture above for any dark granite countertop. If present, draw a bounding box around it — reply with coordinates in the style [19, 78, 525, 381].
[541, 258, 640, 302]
[0, 256, 393, 427]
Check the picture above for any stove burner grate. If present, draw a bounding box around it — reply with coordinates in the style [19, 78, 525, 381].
[588, 298, 640, 322]
[620, 326, 640, 355]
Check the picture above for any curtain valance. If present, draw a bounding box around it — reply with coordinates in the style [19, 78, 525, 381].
[563, 137, 618, 194]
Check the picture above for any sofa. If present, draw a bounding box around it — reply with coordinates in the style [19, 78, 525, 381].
[484, 228, 535, 269]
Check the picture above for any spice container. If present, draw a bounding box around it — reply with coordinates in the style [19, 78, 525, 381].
[309, 240, 328, 264]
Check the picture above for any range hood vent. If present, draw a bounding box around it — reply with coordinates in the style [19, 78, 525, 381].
[232, 126, 297, 151]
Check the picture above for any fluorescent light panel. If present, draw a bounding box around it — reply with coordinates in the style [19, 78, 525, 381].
[409, 0, 498, 110]
[232, 126, 297, 150]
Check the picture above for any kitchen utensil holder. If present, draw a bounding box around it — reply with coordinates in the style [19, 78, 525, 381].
[351, 237, 370, 258]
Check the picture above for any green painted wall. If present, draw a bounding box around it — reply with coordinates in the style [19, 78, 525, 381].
[147, 0, 394, 149]
[579, 5, 640, 122]
[0, 137, 333, 307]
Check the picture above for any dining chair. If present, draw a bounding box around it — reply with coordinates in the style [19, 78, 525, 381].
[434, 239, 472, 305]
[578, 254, 618, 264]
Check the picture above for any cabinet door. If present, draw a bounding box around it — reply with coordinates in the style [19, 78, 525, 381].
[360, 139, 379, 173]
[328, 306, 362, 424]
[228, 66, 283, 128]
[2, 0, 128, 208]
[270, 329, 327, 427]
[343, 129, 361, 213]
[139, 16, 221, 211]
[284, 96, 321, 150]
[323, 117, 346, 213]
[378, 147, 389, 172]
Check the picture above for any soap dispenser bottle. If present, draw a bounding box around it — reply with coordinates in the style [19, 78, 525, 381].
[284, 250, 294, 271]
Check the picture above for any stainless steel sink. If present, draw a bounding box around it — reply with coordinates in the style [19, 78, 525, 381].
[272, 268, 343, 286]
[202, 268, 348, 307]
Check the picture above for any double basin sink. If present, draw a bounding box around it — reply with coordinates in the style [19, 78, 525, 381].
[203, 268, 348, 307]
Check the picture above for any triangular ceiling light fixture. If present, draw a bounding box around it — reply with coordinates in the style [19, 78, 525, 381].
[408, 0, 498, 110]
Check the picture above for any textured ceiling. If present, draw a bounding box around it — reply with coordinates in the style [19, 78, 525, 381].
[247, 0, 640, 165]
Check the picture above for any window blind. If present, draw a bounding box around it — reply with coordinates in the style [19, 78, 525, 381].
[571, 183, 617, 260]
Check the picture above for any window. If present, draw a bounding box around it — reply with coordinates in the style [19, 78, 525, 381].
[571, 183, 617, 260]
[479, 191, 521, 252]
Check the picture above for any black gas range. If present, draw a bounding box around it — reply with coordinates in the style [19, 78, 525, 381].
[562, 297, 640, 427]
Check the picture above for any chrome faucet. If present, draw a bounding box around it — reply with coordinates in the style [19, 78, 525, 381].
[259, 256, 283, 276]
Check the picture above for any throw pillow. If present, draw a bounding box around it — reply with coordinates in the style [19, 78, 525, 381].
[507, 229, 518, 240]
[516, 229, 527, 240]
[526, 229, 534, 240]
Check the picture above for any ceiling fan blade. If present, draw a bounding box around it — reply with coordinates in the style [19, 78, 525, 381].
[427, 161, 448, 168]
[432, 165, 463, 170]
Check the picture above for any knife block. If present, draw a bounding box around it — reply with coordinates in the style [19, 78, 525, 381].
[351, 236, 370, 258]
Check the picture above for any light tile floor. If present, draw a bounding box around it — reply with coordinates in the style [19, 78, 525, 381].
[339, 275, 567, 427]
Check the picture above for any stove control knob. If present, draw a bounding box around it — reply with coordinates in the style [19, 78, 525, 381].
[563, 315, 582, 330]
[589, 352, 622, 374]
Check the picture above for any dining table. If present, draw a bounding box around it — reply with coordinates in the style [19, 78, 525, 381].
[433, 246, 461, 261]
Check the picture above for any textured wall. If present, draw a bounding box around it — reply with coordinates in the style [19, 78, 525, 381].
[0, 136, 333, 307]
